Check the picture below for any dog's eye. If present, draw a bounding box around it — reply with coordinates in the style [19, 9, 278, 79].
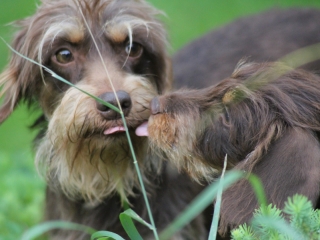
[125, 42, 143, 58]
[55, 49, 74, 64]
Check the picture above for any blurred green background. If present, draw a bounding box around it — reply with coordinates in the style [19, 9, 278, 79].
[1, 0, 320, 239]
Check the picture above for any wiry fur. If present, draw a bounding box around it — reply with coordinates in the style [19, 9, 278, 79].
[0, 0, 205, 239]
[36, 76, 157, 202]
[148, 62, 320, 235]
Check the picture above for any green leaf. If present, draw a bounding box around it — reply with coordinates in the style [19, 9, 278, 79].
[91, 231, 125, 240]
[254, 204, 283, 219]
[231, 223, 256, 240]
[119, 209, 150, 240]
[283, 194, 312, 217]
[252, 215, 306, 240]
[120, 209, 153, 230]
[21, 221, 96, 240]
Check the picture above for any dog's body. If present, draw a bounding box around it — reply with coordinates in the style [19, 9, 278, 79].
[0, 0, 205, 239]
[173, 8, 320, 89]
[144, 62, 320, 235]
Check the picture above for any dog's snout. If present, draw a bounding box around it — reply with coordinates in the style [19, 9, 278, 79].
[97, 91, 132, 120]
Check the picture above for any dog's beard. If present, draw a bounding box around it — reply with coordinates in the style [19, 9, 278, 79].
[36, 136, 147, 203]
[36, 80, 158, 203]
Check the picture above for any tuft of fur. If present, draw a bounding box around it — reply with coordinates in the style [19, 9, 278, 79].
[0, 0, 205, 239]
[148, 62, 320, 235]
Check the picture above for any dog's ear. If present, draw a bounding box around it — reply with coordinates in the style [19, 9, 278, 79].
[0, 48, 25, 124]
[0, 26, 30, 124]
[0, 69, 21, 123]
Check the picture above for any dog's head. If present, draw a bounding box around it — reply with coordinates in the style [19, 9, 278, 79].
[0, 0, 171, 202]
[144, 62, 320, 181]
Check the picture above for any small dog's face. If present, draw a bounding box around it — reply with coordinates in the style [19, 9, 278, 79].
[144, 82, 231, 181]
[0, 0, 171, 202]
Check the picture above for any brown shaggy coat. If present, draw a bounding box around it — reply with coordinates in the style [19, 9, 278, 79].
[147, 62, 320, 235]
[0, 0, 205, 239]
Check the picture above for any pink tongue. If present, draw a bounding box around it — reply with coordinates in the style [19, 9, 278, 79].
[135, 122, 149, 136]
[104, 126, 126, 135]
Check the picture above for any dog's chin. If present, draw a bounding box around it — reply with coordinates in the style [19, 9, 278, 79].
[36, 125, 149, 203]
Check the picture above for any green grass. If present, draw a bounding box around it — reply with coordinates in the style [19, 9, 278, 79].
[1, 1, 320, 239]
[0, 151, 43, 240]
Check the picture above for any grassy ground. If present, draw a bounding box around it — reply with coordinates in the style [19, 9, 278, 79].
[1, 0, 320, 239]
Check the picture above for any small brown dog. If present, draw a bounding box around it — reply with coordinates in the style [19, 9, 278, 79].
[0, 0, 205, 239]
[138, 62, 320, 235]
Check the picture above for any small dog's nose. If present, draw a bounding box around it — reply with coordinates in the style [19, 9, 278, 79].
[150, 97, 162, 115]
[97, 91, 132, 120]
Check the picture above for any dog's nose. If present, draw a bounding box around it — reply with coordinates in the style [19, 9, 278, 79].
[150, 97, 162, 115]
[97, 91, 132, 120]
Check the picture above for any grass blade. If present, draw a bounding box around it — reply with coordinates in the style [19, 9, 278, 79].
[21, 221, 96, 240]
[120, 209, 154, 230]
[119, 209, 148, 240]
[91, 231, 125, 240]
[247, 174, 267, 208]
[209, 154, 228, 239]
[120, 115, 159, 239]
[280, 42, 320, 69]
